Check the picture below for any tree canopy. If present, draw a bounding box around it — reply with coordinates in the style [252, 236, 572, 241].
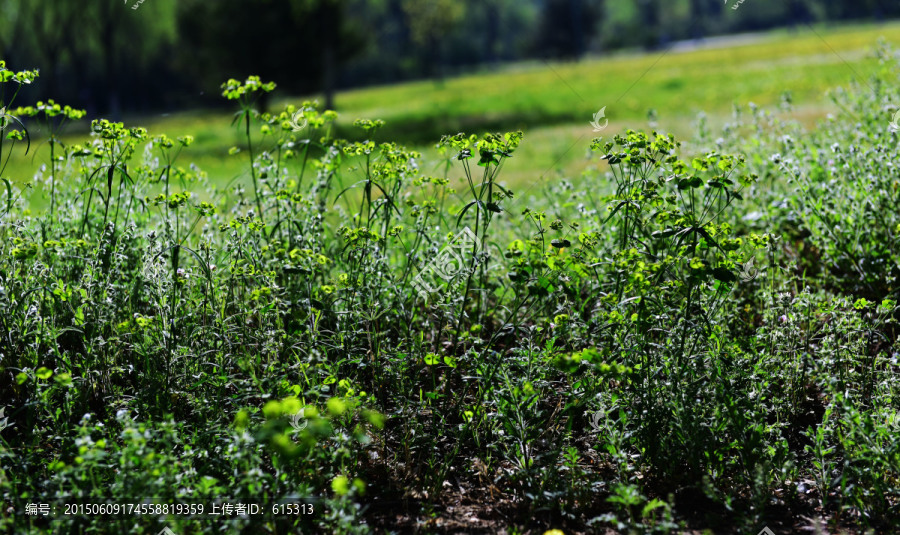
[0, 0, 894, 114]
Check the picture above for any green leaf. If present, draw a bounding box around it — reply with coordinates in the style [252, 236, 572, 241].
[36, 367, 53, 380]
[0, 178, 12, 214]
[528, 279, 551, 297]
[106, 165, 114, 195]
[478, 150, 498, 167]
[456, 200, 478, 227]
[332, 476, 350, 496]
[711, 267, 737, 283]
[326, 397, 347, 416]
[363, 409, 385, 429]
[55, 373, 73, 386]
[641, 498, 668, 518]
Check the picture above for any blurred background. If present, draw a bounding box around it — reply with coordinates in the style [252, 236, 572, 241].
[0, 0, 897, 117]
[1, 0, 899, 190]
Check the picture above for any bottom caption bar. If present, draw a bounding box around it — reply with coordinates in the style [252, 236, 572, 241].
[24, 501, 316, 518]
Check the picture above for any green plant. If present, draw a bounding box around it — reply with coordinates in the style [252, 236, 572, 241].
[3, 45, 900, 533]
[222, 76, 277, 225]
[13, 100, 85, 217]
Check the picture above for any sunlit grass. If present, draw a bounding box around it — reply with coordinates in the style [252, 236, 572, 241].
[7, 21, 900, 201]
[5, 24, 900, 535]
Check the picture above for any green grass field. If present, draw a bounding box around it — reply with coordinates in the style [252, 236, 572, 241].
[6, 21, 900, 535]
[6, 21, 900, 203]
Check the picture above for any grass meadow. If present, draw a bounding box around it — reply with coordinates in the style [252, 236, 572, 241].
[7, 22, 900, 195]
[2, 21, 900, 535]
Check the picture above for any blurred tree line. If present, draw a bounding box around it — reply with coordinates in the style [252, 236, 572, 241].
[0, 0, 895, 115]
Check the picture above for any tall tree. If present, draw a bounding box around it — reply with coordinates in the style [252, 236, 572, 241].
[290, 0, 379, 109]
[0, 0, 27, 69]
[400, 0, 465, 80]
[178, 0, 376, 110]
[787, 0, 813, 26]
[688, 0, 707, 40]
[181, 0, 293, 109]
[534, 0, 603, 59]
[636, 0, 661, 49]
[0, 0, 177, 115]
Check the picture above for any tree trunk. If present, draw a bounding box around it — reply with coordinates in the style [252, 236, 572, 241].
[689, 0, 704, 40]
[638, 0, 661, 50]
[103, 28, 120, 119]
[569, 0, 584, 58]
[428, 35, 444, 83]
[788, 0, 810, 27]
[319, 1, 340, 111]
[484, 1, 500, 65]
[98, 2, 120, 118]
[322, 41, 336, 111]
